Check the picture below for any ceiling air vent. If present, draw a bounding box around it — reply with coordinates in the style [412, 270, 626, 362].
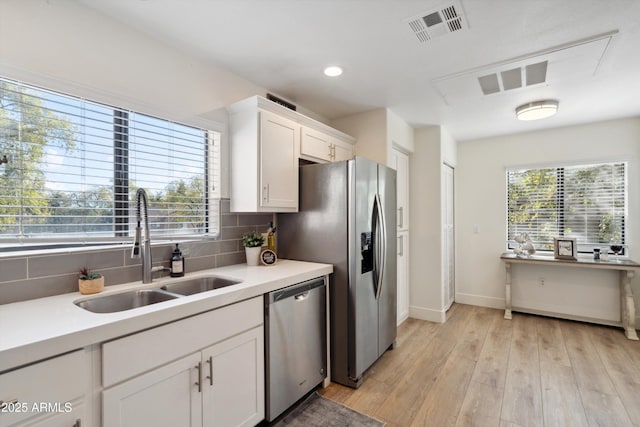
[478, 60, 549, 95]
[405, 2, 467, 42]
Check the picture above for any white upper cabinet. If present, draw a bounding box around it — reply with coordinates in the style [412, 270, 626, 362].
[228, 99, 300, 212]
[259, 111, 300, 210]
[331, 139, 354, 162]
[228, 96, 354, 212]
[300, 126, 353, 164]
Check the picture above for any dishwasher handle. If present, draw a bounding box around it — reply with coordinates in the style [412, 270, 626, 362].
[267, 277, 326, 304]
[294, 291, 310, 301]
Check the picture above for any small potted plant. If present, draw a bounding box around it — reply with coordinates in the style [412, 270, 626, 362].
[79, 267, 104, 295]
[242, 231, 265, 266]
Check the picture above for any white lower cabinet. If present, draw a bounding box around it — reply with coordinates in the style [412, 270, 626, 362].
[18, 402, 84, 427]
[0, 349, 90, 427]
[103, 327, 263, 427]
[103, 353, 202, 427]
[101, 297, 264, 427]
[202, 328, 264, 427]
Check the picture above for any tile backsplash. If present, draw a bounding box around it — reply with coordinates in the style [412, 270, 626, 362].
[0, 199, 274, 305]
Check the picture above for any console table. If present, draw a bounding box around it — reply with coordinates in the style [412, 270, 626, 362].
[500, 253, 640, 340]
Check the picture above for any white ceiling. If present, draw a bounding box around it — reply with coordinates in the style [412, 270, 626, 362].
[79, 0, 640, 141]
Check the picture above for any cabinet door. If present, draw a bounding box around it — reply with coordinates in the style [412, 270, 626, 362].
[300, 127, 332, 163]
[103, 353, 202, 427]
[18, 401, 84, 427]
[390, 149, 409, 230]
[332, 140, 354, 162]
[202, 327, 264, 427]
[259, 110, 299, 210]
[397, 230, 410, 324]
[0, 350, 89, 427]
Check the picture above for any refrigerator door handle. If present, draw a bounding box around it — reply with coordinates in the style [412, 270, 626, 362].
[373, 193, 386, 300]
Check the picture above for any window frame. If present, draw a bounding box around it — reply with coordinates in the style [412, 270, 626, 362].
[506, 160, 628, 255]
[0, 76, 222, 252]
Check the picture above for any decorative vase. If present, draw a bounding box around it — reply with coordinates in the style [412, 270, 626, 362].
[245, 246, 262, 266]
[79, 276, 104, 295]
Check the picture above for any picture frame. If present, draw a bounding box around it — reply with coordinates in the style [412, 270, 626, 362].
[554, 237, 577, 260]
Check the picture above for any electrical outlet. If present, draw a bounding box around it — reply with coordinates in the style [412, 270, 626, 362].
[539, 277, 545, 286]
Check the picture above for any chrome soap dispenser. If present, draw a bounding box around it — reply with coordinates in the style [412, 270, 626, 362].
[171, 244, 185, 277]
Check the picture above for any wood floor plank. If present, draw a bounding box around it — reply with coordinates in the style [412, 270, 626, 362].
[536, 317, 571, 366]
[469, 310, 512, 388]
[580, 389, 634, 427]
[500, 314, 544, 427]
[560, 321, 618, 396]
[590, 326, 640, 425]
[455, 380, 502, 427]
[409, 353, 476, 427]
[450, 306, 495, 362]
[341, 374, 393, 417]
[539, 361, 589, 427]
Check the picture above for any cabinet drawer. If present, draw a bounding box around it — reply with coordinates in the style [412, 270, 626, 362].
[102, 296, 263, 387]
[0, 350, 89, 427]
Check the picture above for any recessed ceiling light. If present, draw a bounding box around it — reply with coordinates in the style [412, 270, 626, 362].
[515, 100, 559, 121]
[324, 66, 343, 77]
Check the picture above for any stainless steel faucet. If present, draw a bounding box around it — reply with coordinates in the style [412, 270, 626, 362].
[131, 188, 153, 283]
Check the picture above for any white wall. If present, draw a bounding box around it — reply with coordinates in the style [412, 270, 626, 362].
[331, 109, 387, 164]
[409, 126, 455, 322]
[0, 0, 323, 198]
[456, 118, 640, 324]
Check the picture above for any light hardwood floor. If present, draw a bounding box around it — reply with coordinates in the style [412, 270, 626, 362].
[318, 304, 640, 427]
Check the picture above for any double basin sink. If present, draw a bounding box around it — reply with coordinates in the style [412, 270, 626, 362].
[75, 276, 242, 313]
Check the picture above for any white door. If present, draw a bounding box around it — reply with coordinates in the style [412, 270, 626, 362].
[103, 352, 202, 427]
[202, 327, 264, 427]
[259, 110, 300, 209]
[442, 164, 455, 310]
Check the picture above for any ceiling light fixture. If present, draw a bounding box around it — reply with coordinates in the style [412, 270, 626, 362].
[324, 66, 343, 77]
[515, 100, 559, 121]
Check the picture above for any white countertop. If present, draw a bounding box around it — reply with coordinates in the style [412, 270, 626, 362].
[0, 260, 332, 373]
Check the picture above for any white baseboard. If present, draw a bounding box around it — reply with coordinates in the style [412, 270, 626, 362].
[409, 305, 446, 323]
[455, 292, 505, 310]
[397, 310, 409, 326]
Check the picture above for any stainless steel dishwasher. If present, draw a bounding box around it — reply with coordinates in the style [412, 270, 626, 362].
[265, 276, 327, 421]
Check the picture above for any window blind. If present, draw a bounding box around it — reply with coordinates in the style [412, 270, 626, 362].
[507, 162, 626, 252]
[0, 77, 220, 244]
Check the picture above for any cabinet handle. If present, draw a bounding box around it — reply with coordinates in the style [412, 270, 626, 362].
[398, 207, 404, 228]
[328, 145, 333, 160]
[206, 356, 213, 386]
[195, 362, 202, 393]
[398, 235, 404, 256]
[331, 144, 336, 160]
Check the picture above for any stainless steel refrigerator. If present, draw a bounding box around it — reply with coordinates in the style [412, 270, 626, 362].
[277, 157, 397, 389]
